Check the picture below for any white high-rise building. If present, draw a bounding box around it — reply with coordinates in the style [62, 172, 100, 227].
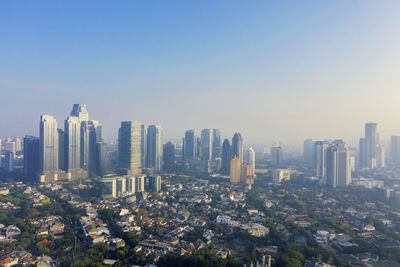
[70, 104, 89, 122]
[326, 142, 351, 188]
[313, 141, 329, 178]
[39, 115, 59, 173]
[65, 116, 81, 170]
[245, 147, 256, 177]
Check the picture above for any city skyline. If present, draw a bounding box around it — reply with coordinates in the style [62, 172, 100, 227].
[2, 1, 400, 144]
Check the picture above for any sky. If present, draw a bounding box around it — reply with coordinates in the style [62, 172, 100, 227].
[1, 1, 400, 145]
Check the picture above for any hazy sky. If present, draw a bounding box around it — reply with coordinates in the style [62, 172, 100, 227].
[1, 1, 400, 145]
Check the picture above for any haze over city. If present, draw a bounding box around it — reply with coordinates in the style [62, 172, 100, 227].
[2, 1, 400, 144]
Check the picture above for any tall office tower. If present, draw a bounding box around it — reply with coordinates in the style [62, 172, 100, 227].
[0, 138, 2, 153]
[141, 124, 146, 168]
[196, 137, 201, 158]
[200, 129, 213, 161]
[365, 122, 377, 168]
[221, 139, 231, 175]
[15, 138, 22, 152]
[24, 136, 40, 178]
[212, 129, 221, 159]
[70, 104, 89, 121]
[39, 115, 59, 173]
[231, 133, 243, 163]
[303, 139, 314, 163]
[4, 141, 16, 159]
[57, 129, 65, 171]
[271, 145, 282, 166]
[391, 136, 400, 168]
[146, 125, 163, 171]
[97, 141, 108, 176]
[2, 151, 13, 171]
[88, 120, 102, 177]
[148, 175, 162, 192]
[230, 157, 241, 183]
[135, 175, 145, 192]
[245, 147, 256, 177]
[376, 145, 385, 168]
[183, 130, 196, 160]
[80, 121, 90, 170]
[118, 121, 142, 173]
[64, 116, 81, 170]
[359, 138, 366, 169]
[313, 141, 328, 178]
[163, 142, 175, 172]
[326, 142, 351, 188]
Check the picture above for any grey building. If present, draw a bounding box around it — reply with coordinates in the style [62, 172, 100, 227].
[146, 125, 163, 172]
[200, 129, 213, 161]
[39, 115, 59, 173]
[231, 133, 243, 163]
[24, 135, 40, 178]
[221, 139, 231, 175]
[183, 130, 196, 160]
[118, 121, 142, 174]
[163, 142, 175, 172]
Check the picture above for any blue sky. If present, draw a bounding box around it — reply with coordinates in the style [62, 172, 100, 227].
[1, 1, 400, 144]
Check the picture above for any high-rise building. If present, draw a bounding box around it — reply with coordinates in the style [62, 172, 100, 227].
[359, 138, 366, 169]
[365, 122, 377, 169]
[118, 121, 142, 174]
[23, 136, 40, 178]
[39, 115, 59, 173]
[88, 120, 102, 177]
[313, 141, 329, 178]
[230, 157, 241, 183]
[271, 145, 282, 167]
[326, 142, 351, 188]
[183, 130, 196, 160]
[15, 138, 22, 152]
[391, 136, 400, 168]
[376, 145, 385, 168]
[163, 142, 175, 172]
[221, 139, 231, 175]
[200, 129, 213, 161]
[146, 125, 163, 171]
[4, 141, 16, 159]
[303, 139, 314, 163]
[97, 141, 108, 176]
[212, 129, 221, 159]
[148, 175, 161, 192]
[141, 124, 146, 168]
[80, 121, 90, 170]
[231, 133, 243, 163]
[2, 151, 13, 171]
[70, 104, 89, 121]
[245, 147, 256, 177]
[57, 129, 65, 171]
[64, 116, 81, 170]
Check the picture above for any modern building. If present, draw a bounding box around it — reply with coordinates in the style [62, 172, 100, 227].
[200, 129, 213, 161]
[303, 139, 314, 163]
[230, 157, 241, 183]
[2, 151, 13, 171]
[364, 122, 377, 169]
[245, 147, 256, 177]
[118, 121, 142, 174]
[271, 145, 282, 167]
[183, 130, 196, 161]
[70, 103, 89, 121]
[313, 141, 329, 178]
[376, 144, 385, 168]
[4, 141, 16, 159]
[272, 169, 291, 183]
[97, 141, 108, 176]
[326, 142, 351, 188]
[57, 129, 65, 171]
[231, 133, 243, 163]
[148, 175, 161, 192]
[221, 139, 231, 175]
[88, 120, 103, 177]
[359, 138, 366, 169]
[64, 116, 81, 170]
[163, 142, 175, 172]
[141, 124, 146, 169]
[212, 129, 221, 159]
[146, 125, 163, 172]
[39, 115, 59, 173]
[23, 136, 40, 178]
[391, 136, 400, 168]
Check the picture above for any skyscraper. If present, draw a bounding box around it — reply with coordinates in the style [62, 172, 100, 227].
[88, 120, 102, 177]
[23, 136, 40, 178]
[313, 141, 329, 178]
[326, 142, 351, 188]
[245, 147, 256, 177]
[391, 136, 400, 168]
[64, 116, 81, 170]
[230, 157, 241, 183]
[4, 141, 16, 159]
[57, 129, 65, 171]
[183, 130, 196, 160]
[141, 124, 146, 168]
[365, 122, 377, 169]
[163, 142, 175, 172]
[148, 175, 162, 192]
[39, 115, 58, 173]
[376, 144, 385, 168]
[359, 138, 366, 169]
[146, 125, 163, 171]
[70, 104, 89, 121]
[231, 133, 243, 163]
[212, 129, 221, 159]
[271, 145, 282, 167]
[303, 139, 314, 163]
[97, 141, 108, 176]
[15, 138, 22, 152]
[200, 129, 213, 161]
[118, 121, 142, 174]
[221, 139, 231, 175]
